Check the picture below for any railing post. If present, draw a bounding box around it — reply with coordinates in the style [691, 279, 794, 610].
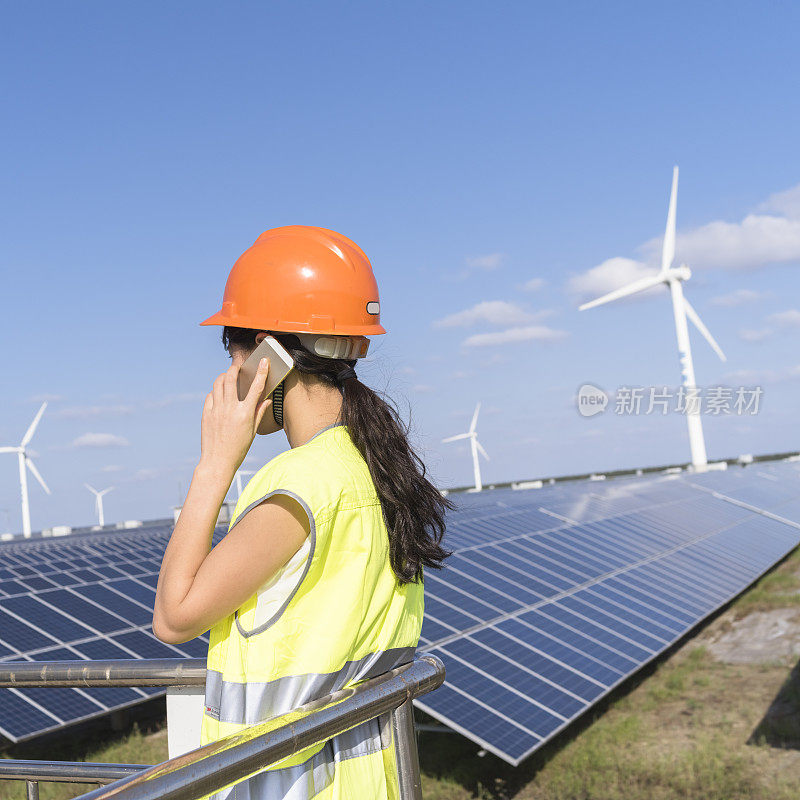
[166, 685, 205, 757]
[26, 780, 39, 800]
[391, 698, 422, 800]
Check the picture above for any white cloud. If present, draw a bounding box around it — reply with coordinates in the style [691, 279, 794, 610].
[568, 257, 661, 304]
[30, 393, 64, 403]
[144, 393, 205, 410]
[47, 394, 201, 420]
[570, 181, 800, 305]
[115, 464, 186, 484]
[54, 404, 135, 420]
[671, 214, 800, 271]
[477, 353, 511, 366]
[131, 468, 161, 481]
[523, 277, 546, 292]
[101, 464, 124, 473]
[71, 433, 130, 449]
[447, 252, 507, 280]
[738, 328, 773, 343]
[433, 301, 549, 328]
[412, 384, 433, 393]
[722, 365, 800, 384]
[710, 289, 767, 307]
[463, 325, 568, 347]
[767, 309, 800, 328]
[760, 184, 800, 218]
[465, 253, 503, 270]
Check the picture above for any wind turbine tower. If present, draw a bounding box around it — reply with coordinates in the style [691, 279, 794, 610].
[442, 402, 491, 491]
[85, 484, 114, 527]
[0, 402, 51, 537]
[579, 167, 727, 472]
[234, 468, 255, 499]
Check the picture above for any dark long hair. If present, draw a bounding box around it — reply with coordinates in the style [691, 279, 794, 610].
[222, 326, 453, 584]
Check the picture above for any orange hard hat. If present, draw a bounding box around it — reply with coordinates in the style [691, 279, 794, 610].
[200, 225, 385, 338]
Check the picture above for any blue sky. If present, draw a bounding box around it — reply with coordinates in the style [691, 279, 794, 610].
[2, 1, 800, 532]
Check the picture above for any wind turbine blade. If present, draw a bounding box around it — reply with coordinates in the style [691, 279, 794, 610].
[26, 458, 51, 495]
[683, 297, 727, 362]
[85, 483, 98, 495]
[442, 433, 471, 444]
[476, 440, 490, 461]
[578, 274, 665, 311]
[469, 402, 481, 434]
[662, 166, 678, 273]
[100, 487, 114, 497]
[21, 402, 47, 447]
[0, 447, 19, 453]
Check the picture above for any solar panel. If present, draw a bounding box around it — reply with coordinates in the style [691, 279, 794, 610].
[415, 460, 800, 763]
[0, 521, 222, 743]
[2, 459, 800, 757]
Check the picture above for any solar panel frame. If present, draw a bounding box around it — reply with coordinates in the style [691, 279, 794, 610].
[0, 522, 226, 743]
[3, 462, 800, 754]
[415, 464, 800, 764]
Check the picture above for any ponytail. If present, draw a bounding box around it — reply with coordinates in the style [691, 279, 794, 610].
[222, 327, 453, 584]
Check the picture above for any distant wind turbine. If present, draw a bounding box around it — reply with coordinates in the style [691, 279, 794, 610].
[579, 166, 726, 472]
[234, 468, 255, 499]
[85, 484, 114, 527]
[442, 402, 490, 491]
[0, 402, 51, 538]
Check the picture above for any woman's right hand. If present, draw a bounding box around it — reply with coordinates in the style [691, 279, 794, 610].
[200, 357, 271, 476]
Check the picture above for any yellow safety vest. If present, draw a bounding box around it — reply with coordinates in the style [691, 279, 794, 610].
[201, 423, 424, 800]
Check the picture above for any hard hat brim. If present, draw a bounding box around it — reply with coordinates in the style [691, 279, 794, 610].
[199, 309, 386, 336]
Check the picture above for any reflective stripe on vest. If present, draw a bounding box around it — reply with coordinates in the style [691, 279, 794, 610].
[200, 424, 424, 799]
[204, 645, 416, 725]
[208, 714, 393, 800]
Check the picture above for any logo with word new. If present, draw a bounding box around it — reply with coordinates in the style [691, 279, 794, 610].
[577, 384, 608, 417]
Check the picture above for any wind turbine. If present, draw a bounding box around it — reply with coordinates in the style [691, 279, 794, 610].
[0, 402, 51, 537]
[442, 402, 490, 491]
[85, 484, 114, 527]
[234, 468, 255, 499]
[579, 166, 726, 472]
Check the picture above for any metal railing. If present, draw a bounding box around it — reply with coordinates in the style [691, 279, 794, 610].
[0, 654, 445, 800]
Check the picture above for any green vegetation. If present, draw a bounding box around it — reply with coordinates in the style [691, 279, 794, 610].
[0, 723, 167, 799]
[418, 646, 800, 799]
[3, 548, 800, 799]
[731, 551, 800, 615]
[417, 545, 800, 799]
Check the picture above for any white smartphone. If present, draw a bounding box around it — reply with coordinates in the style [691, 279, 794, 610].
[236, 335, 295, 403]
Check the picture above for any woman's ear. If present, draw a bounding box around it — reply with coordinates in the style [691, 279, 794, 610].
[255, 331, 269, 345]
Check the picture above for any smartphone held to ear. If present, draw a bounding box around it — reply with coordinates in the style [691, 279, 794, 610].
[237, 336, 295, 403]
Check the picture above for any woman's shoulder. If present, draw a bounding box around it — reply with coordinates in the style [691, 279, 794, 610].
[240, 425, 375, 509]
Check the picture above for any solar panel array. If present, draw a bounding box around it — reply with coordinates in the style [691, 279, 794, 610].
[415, 460, 800, 763]
[2, 460, 800, 761]
[0, 523, 225, 742]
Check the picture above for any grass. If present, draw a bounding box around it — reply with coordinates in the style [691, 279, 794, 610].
[418, 644, 800, 800]
[0, 721, 168, 799]
[730, 546, 800, 616]
[4, 549, 800, 799]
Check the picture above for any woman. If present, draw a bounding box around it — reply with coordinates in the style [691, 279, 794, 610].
[153, 225, 452, 799]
